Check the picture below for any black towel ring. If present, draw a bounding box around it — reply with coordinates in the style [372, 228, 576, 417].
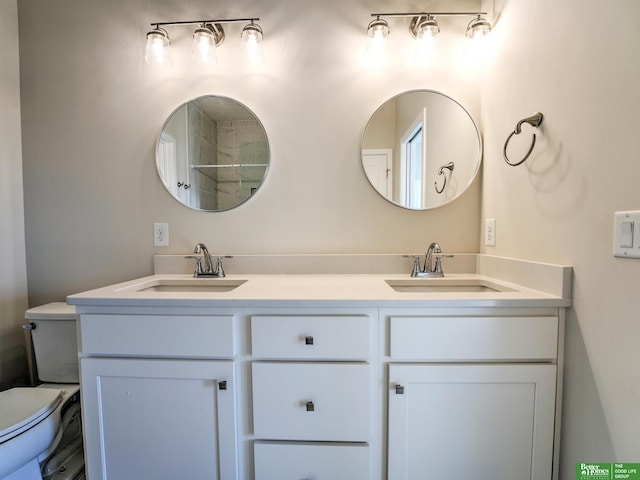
[503, 112, 544, 166]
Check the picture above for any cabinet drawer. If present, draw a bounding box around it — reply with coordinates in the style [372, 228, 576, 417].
[389, 315, 558, 361]
[79, 314, 235, 357]
[252, 363, 370, 441]
[254, 442, 369, 480]
[251, 315, 370, 359]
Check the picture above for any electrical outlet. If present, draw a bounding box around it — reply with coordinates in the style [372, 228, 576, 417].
[485, 218, 496, 247]
[154, 223, 169, 247]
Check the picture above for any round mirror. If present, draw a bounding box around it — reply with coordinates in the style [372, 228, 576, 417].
[156, 95, 270, 211]
[361, 90, 481, 210]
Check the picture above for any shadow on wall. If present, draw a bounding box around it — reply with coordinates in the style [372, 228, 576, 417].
[0, 336, 29, 390]
[560, 310, 615, 479]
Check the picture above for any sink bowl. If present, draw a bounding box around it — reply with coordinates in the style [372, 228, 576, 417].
[385, 278, 515, 293]
[123, 278, 247, 293]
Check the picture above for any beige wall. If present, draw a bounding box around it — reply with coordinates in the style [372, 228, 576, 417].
[0, 0, 29, 389]
[12, 0, 639, 473]
[18, 0, 482, 306]
[481, 0, 638, 473]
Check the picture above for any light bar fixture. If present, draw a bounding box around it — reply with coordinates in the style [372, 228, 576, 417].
[368, 11, 492, 41]
[145, 17, 263, 66]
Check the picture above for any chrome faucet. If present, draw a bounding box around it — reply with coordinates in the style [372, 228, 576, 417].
[406, 242, 454, 278]
[185, 243, 230, 277]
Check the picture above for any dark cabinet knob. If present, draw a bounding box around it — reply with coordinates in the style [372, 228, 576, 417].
[395, 384, 404, 395]
[304, 335, 314, 345]
[305, 401, 315, 412]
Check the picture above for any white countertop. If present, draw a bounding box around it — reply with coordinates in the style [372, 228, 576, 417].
[67, 272, 571, 309]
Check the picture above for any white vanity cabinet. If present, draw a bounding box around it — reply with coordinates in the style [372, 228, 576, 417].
[384, 309, 562, 480]
[69, 264, 570, 480]
[77, 310, 242, 480]
[249, 313, 375, 480]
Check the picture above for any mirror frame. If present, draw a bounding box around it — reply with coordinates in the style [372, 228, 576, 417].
[156, 95, 270, 212]
[361, 89, 482, 211]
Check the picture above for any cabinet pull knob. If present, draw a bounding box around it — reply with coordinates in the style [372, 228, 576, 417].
[304, 335, 314, 345]
[219, 381, 228, 391]
[305, 401, 315, 412]
[395, 384, 405, 395]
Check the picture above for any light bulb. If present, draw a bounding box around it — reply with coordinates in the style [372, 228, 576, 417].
[145, 28, 172, 66]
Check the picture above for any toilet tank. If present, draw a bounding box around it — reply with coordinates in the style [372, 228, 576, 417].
[25, 303, 79, 383]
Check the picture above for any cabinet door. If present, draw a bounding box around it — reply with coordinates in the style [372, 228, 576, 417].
[388, 364, 556, 480]
[81, 358, 237, 480]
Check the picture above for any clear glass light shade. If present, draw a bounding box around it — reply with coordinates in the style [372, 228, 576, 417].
[241, 23, 264, 63]
[466, 16, 492, 39]
[193, 26, 217, 64]
[367, 18, 390, 40]
[145, 28, 172, 66]
[415, 17, 440, 39]
[241, 23, 263, 45]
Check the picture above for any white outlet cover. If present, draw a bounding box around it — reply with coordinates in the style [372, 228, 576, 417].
[485, 219, 496, 247]
[154, 223, 169, 247]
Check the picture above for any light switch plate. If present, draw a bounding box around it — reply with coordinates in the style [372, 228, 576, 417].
[484, 219, 496, 247]
[613, 211, 640, 258]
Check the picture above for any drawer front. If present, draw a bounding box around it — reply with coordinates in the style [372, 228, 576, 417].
[80, 314, 235, 357]
[252, 362, 370, 441]
[254, 442, 369, 480]
[389, 315, 558, 361]
[251, 315, 370, 360]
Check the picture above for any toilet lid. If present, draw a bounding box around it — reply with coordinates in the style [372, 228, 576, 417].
[0, 388, 63, 443]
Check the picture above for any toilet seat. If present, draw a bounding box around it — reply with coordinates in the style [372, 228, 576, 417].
[0, 388, 63, 443]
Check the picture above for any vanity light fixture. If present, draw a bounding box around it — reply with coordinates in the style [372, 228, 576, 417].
[368, 11, 492, 42]
[145, 17, 263, 66]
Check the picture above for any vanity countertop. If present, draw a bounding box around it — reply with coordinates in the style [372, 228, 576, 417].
[67, 272, 571, 309]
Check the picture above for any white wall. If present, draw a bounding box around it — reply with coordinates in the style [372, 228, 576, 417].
[0, 0, 29, 389]
[481, 0, 639, 473]
[18, 0, 482, 306]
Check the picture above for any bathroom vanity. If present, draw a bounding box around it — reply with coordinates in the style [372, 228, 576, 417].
[68, 254, 571, 480]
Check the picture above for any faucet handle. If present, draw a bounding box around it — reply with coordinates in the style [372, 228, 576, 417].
[433, 253, 454, 274]
[403, 255, 422, 277]
[214, 256, 226, 277]
[212, 256, 235, 277]
[184, 255, 203, 276]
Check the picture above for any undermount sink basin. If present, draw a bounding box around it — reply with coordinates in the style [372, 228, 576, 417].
[124, 278, 247, 293]
[385, 278, 515, 293]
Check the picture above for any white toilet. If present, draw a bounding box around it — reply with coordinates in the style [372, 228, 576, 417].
[0, 303, 84, 480]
